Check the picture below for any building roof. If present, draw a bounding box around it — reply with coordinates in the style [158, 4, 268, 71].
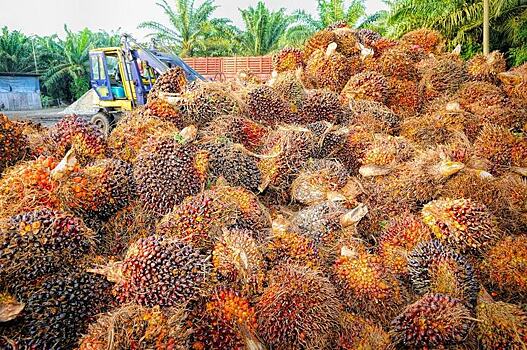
[0, 72, 40, 77]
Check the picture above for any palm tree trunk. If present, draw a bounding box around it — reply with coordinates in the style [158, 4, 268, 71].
[483, 0, 490, 55]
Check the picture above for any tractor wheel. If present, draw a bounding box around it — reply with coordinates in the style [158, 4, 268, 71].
[91, 112, 113, 136]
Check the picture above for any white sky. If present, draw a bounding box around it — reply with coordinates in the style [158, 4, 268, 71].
[0, 0, 388, 40]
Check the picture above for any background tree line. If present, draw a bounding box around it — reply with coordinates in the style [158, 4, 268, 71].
[1, 0, 526, 104]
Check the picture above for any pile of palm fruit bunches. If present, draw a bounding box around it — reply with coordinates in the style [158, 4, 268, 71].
[1, 23, 527, 350]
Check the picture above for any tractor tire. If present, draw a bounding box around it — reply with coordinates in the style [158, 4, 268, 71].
[91, 112, 113, 136]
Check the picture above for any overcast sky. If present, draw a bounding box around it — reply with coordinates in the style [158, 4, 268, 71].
[0, 0, 388, 40]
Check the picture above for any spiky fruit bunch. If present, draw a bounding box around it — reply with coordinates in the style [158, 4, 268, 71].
[334, 126, 375, 173]
[202, 115, 268, 152]
[236, 69, 262, 86]
[370, 38, 399, 57]
[114, 235, 211, 306]
[482, 235, 527, 296]
[80, 304, 189, 350]
[476, 292, 527, 350]
[179, 82, 242, 126]
[418, 55, 468, 101]
[378, 213, 431, 276]
[257, 264, 341, 349]
[270, 71, 306, 110]
[273, 47, 304, 73]
[48, 114, 107, 164]
[408, 240, 479, 306]
[467, 51, 507, 83]
[258, 126, 316, 194]
[400, 28, 445, 54]
[156, 190, 235, 250]
[369, 46, 418, 80]
[16, 120, 51, 158]
[0, 156, 59, 219]
[212, 229, 265, 295]
[333, 248, 406, 324]
[303, 30, 337, 60]
[341, 70, 389, 104]
[360, 134, 415, 169]
[349, 99, 400, 133]
[133, 136, 207, 216]
[333, 27, 361, 57]
[390, 293, 472, 349]
[496, 174, 527, 231]
[266, 229, 319, 270]
[422, 197, 501, 254]
[355, 29, 382, 47]
[308, 122, 348, 159]
[498, 63, 527, 100]
[145, 98, 182, 125]
[386, 77, 421, 118]
[192, 288, 258, 350]
[304, 46, 355, 92]
[0, 209, 94, 294]
[300, 89, 346, 124]
[474, 123, 527, 174]
[246, 85, 291, 125]
[204, 141, 261, 192]
[149, 67, 187, 97]
[0, 114, 29, 175]
[291, 159, 349, 205]
[337, 312, 392, 350]
[13, 270, 112, 349]
[455, 81, 510, 121]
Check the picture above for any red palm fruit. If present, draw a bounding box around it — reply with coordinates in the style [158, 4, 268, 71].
[0, 114, 30, 175]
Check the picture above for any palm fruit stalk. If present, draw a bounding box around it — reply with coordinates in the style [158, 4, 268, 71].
[256, 264, 342, 350]
[48, 114, 107, 164]
[80, 304, 190, 350]
[378, 213, 432, 276]
[191, 288, 259, 350]
[133, 135, 207, 217]
[0, 114, 30, 175]
[390, 293, 473, 349]
[272, 47, 304, 73]
[105, 235, 211, 307]
[0, 208, 95, 296]
[408, 240, 479, 307]
[498, 63, 527, 100]
[422, 197, 502, 254]
[481, 235, 527, 297]
[148, 66, 187, 98]
[341, 70, 389, 104]
[336, 312, 392, 350]
[212, 229, 265, 296]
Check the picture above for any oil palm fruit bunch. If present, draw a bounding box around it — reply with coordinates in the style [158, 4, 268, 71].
[355, 28, 382, 48]
[0, 114, 29, 175]
[291, 159, 349, 205]
[386, 77, 421, 118]
[300, 89, 347, 124]
[148, 66, 187, 97]
[79, 304, 190, 350]
[418, 54, 468, 102]
[360, 134, 415, 174]
[498, 62, 527, 101]
[333, 246, 406, 325]
[108, 111, 179, 164]
[308, 121, 349, 159]
[336, 312, 392, 350]
[331, 126, 375, 174]
[481, 235, 527, 297]
[0, 156, 60, 219]
[133, 135, 207, 217]
[408, 240, 479, 307]
[156, 190, 236, 250]
[48, 114, 107, 165]
[203, 140, 261, 192]
[367, 45, 418, 80]
[341, 70, 389, 104]
[400, 28, 445, 54]
[467, 51, 507, 83]
[474, 123, 527, 175]
[179, 82, 242, 126]
[349, 99, 400, 133]
[110, 235, 211, 307]
[10, 270, 112, 349]
[191, 288, 259, 350]
[246, 85, 291, 125]
[476, 290, 527, 349]
[496, 173, 527, 231]
[212, 228, 265, 296]
[272, 47, 304, 73]
[378, 213, 431, 276]
[390, 293, 472, 349]
[303, 29, 337, 61]
[304, 43, 355, 92]
[201, 114, 268, 152]
[16, 120, 51, 158]
[145, 98, 182, 126]
[256, 264, 342, 349]
[333, 27, 361, 57]
[421, 197, 501, 254]
[0, 208, 95, 295]
[266, 227, 320, 270]
[258, 125, 316, 196]
[269, 71, 306, 111]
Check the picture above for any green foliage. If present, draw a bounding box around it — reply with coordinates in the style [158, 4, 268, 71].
[0, 27, 36, 73]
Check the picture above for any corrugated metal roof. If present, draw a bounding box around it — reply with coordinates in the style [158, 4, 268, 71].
[0, 72, 40, 77]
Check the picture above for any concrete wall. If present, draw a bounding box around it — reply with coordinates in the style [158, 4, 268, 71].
[0, 75, 42, 111]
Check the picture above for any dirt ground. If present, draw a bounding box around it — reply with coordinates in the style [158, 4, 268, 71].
[3, 108, 65, 127]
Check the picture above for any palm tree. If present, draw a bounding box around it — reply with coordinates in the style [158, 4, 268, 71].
[139, 0, 235, 57]
[238, 2, 296, 55]
[0, 27, 35, 73]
